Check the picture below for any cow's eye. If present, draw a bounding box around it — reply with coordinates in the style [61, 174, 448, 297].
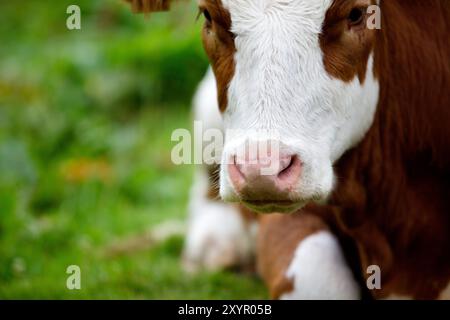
[348, 8, 364, 26]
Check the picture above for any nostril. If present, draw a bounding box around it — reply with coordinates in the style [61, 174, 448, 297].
[277, 156, 301, 181]
[278, 156, 294, 173]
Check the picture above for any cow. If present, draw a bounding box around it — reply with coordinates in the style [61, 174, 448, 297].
[125, 0, 450, 299]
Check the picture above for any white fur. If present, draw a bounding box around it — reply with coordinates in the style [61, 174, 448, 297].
[280, 231, 361, 300]
[218, 0, 380, 206]
[183, 69, 257, 272]
[193, 67, 223, 133]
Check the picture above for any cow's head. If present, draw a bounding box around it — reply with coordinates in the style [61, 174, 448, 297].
[126, 0, 380, 213]
[199, 0, 380, 213]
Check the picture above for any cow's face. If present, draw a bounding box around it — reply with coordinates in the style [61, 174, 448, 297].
[199, 0, 380, 213]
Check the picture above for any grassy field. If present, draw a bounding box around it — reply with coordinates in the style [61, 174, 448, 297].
[0, 0, 267, 299]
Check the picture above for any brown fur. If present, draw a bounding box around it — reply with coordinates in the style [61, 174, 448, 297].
[199, 0, 236, 112]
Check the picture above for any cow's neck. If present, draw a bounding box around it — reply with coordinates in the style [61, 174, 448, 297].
[331, 0, 450, 299]
[375, 0, 450, 169]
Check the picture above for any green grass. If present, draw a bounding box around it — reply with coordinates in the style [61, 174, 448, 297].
[0, 0, 268, 299]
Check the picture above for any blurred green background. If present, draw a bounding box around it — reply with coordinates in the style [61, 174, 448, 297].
[0, 0, 266, 299]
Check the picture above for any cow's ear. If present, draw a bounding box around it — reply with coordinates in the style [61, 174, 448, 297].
[124, 0, 172, 13]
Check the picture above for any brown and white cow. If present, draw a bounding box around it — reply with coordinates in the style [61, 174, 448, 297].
[126, 0, 450, 299]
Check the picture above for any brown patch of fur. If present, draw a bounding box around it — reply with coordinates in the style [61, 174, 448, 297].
[320, 0, 377, 83]
[199, 0, 236, 112]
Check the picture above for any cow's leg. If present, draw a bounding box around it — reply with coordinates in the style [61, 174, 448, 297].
[182, 68, 258, 272]
[257, 212, 361, 300]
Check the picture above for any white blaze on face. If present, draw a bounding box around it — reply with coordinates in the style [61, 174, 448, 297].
[219, 0, 380, 204]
